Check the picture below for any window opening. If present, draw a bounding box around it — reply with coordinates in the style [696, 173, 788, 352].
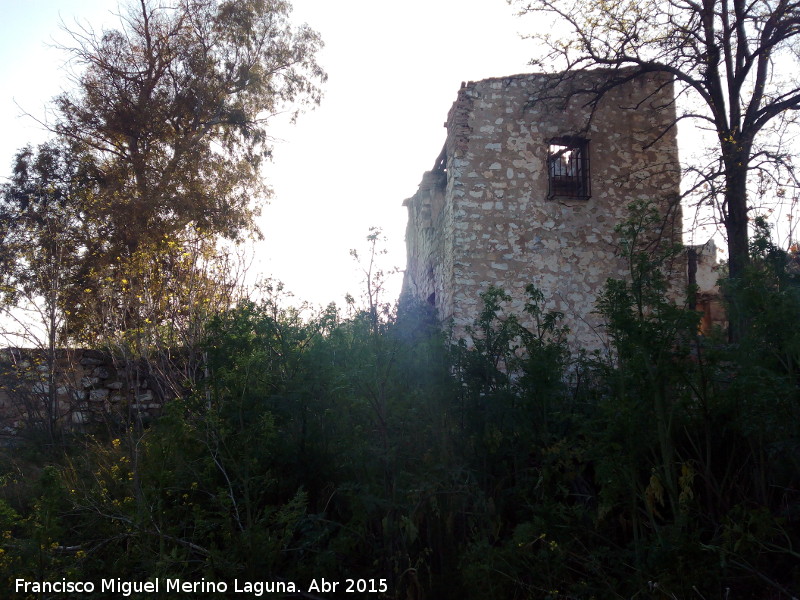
[548, 137, 590, 199]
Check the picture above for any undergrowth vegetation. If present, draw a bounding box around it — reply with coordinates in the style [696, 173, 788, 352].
[1, 216, 798, 599]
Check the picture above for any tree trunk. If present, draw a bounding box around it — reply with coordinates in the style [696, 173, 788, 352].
[723, 159, 751, 342]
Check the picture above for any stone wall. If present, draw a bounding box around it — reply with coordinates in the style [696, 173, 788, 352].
[403, 70, 685, 350]
[0, 348, 174, 443]
[690, 239, 727, 334]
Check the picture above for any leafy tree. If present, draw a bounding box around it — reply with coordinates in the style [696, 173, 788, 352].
[0, 142, 100, 340]
[0, 141, 251, 442]
[3, 0, 325, 339]
[54, 0, 324, 248]
[0, 142, 104, 442]
[513, 0, 800, 323]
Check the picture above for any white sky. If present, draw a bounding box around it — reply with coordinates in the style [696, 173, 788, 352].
[0, 0, 536, 310]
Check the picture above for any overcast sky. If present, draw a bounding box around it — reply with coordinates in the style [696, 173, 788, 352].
[0, 0, 538, 309]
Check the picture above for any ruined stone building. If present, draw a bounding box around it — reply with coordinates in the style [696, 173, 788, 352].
[402, 70, 686, 350]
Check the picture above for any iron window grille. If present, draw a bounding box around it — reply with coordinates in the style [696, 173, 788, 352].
[547, 137, 591, 200]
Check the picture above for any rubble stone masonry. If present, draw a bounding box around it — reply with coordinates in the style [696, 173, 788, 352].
[0, 348, 173, 443]
[403, 70, 684, 350]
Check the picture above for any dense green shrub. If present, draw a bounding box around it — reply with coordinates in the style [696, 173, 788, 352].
[1, 211, 798, 598]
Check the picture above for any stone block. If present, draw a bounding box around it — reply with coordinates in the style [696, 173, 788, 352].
[81, 377, 99, 389]
[136, 391, 154, 403]
[89, 389, 109, 402]
[92, 367, 111, 379]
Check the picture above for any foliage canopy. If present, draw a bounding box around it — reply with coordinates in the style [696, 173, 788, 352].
[1, 0, 325, 341]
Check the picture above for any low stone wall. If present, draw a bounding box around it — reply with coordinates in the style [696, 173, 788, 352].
[0, 348, 175, 443]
